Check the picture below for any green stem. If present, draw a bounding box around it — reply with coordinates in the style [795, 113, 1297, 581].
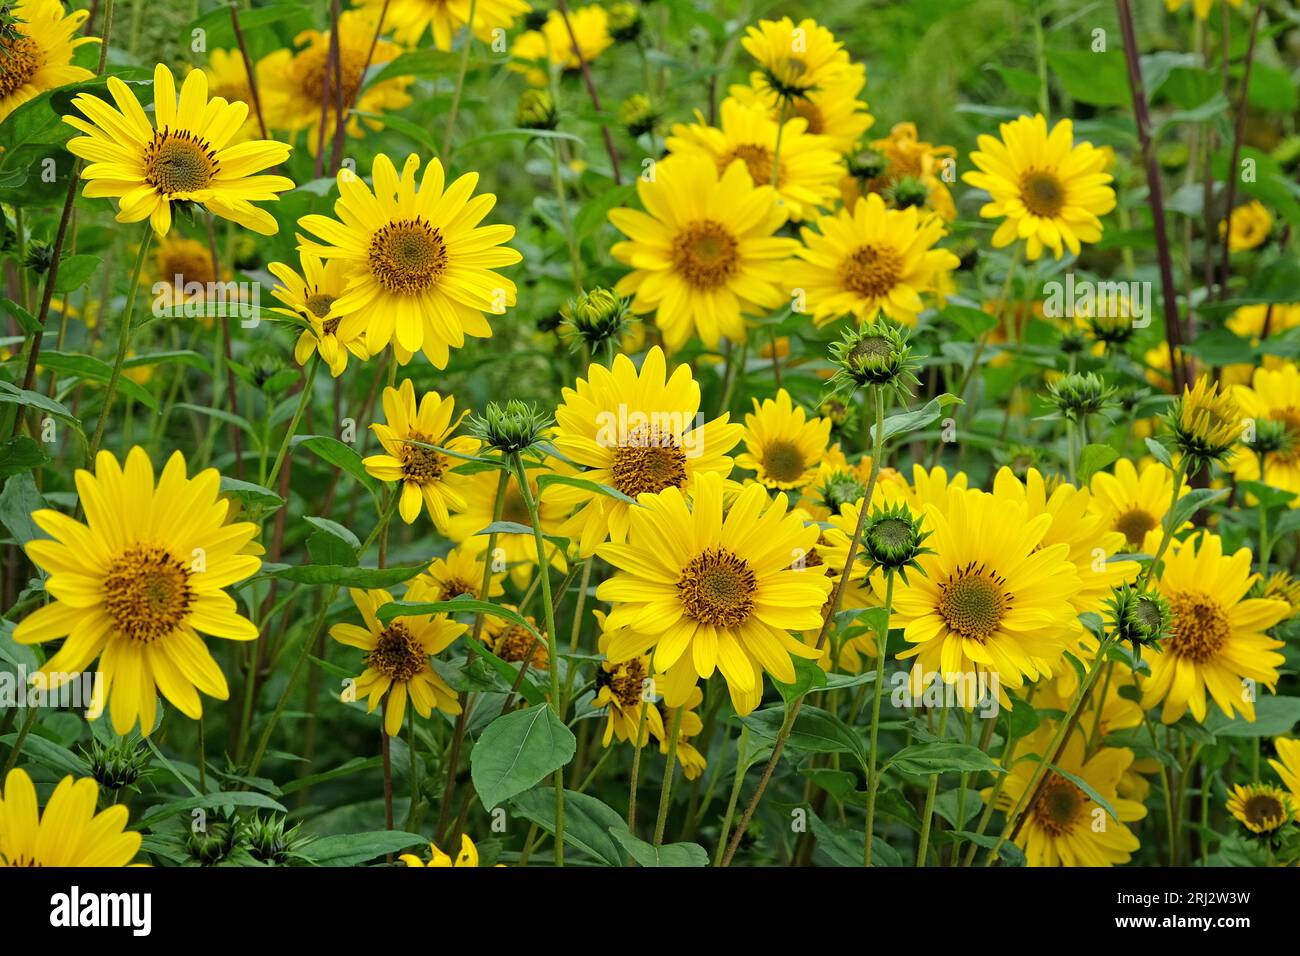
[714, 725, 748, 867]
[441, 0, 479, 160]
[265, 354, 320, 490]
[653, 704, 685, 846]
[915, 703, 949, 866]
[87, 224, 153, 462]
[2, 708, 38, 776]
[862, 571, 895, 866]
[1140, 457, 1188, 590]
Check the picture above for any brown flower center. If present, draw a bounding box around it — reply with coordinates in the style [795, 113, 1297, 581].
[1243, 792, 1287, 831]
[597, 657, 649, 709]
[144, 129, 219, 195]
[719, 143, 776, 187]
[0, 36, 42, 99]
[1268, 408, 1300, 465]
[104, 545, 195, 643]
[677, 547, 757, 628]
[366, 622, 425, 682]
[306, 292, 337, 319]
[296, 40, 367, 105]
[792, 99, 824, 136]
[1032, 773, 1085, 836]
[1114, 508, 1158, 548]
[610, 425, 688, 497]
[159, 243, 216, 287]
[937, 563, 1010, 642]
[1020, 170, 1065, 218]
[1166, 590, 1230, 663]
[759, 439, 807, 485]
[494, 623, 548, 669]
[840, 243, 903, 300]
[438, 577, 476, 602]
[368, 218, 448, 294]
[673, 220, 739, 290]
[399, 431, 447, 484]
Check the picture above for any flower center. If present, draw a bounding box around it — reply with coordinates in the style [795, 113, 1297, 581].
[610, 425, 688, 497]
[438, 577, 476, 602]
[305, 292, 336, 319]
[0, 36, 41, 99]
[494, 623, 548, 669]
[1114, 508, 1158, 548]
[1032, 773, 1085, 836]
[677, 547, 757, 628]
[1243, 792, 1287, 831]
[719, 144, 776, 187]
[399, 431, 447, 484]
[104, 544, 195, 643]
[596, 657, 649, 709]
[792, 99, 824, 135]
[366, 622, 425, 682]
[159, 244, 216, 286]
[937, 564, 1010, 642]
[144, 129, 219, 195]
[1268, 408, 1300, 465]
[759, 439, 807, 485]
[840, 243, 903, 299]
[1019, 170, 1065, 218]
[368, 218, 448, 294]
[296, 41, 367, 105]
[672, 220, 739, 290]
[1166, 590, 1230, 663]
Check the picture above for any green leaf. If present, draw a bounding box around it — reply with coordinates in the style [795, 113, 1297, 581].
[0, 297, 41, 334]
[472, 704, 576, 811]
[352, 111, 439, 155]
[475, 520, 538, 536]
[0, 436, 51, 476]
[0, 381, 84, 438]
[608, 829, 709, 867]
[219, 476, 283, 509]
[1165, 487, 1228, 532]
[535, 472, 637, 504]
[295, 435, 381, 496]
[0, 470, 47, 550]
[138, 790, 285, 825]
[574, 183, 638, 239]
[773, 656, 829, 708]
[1047, 49, 1131, 106]
[740, 705, 867, 766]
[51, 255, 102, 294]
[39, 350, 156, 410]
[872, 395, 960, 445]
[265, 562, 427, 588]
[1077, 443, 1120, 485]
[0, 732, 89, 777]
[301, 830, 426, 866]
[1205, 697, 1300, 738]
[510, 787, 625, 866]
[1144, 437, 1173, 469]
[887, 742, 1005, 776]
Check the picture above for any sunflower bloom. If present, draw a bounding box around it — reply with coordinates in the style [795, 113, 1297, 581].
[984, 726, 1145, 866]
[1165, 0, 1242, 19]
[256, 10, 412, 154]
[667, 96, 844, 221]
[400, 833, 498, 866]
[362, 0, 532, 49]
[415, 544, 505, 602]
[1226, 783, 1292, 836]
[0, 768, 141, 867]
[609, 154, 798, 349]
[298, 152, 521, 368]
[269, 250, 369, 377]
[363, 379, 479, 528]
[729, 62, 873, 156]
[509, 6, 612, 87]
[551, 346, 743, 555]
[594, 612, 665, 747]
[63, 63, 294, 235]
[736, 388, 832, 492]
[331, 587, 464, 736]
[14, 448, 261, 735]
[1269, 738, 1300, 819]
[0, 0, 97, 125]
[1230, 364, 1300, 505]
[740, 17, 852, 108]
[1089, 458, 1188, 553]
[1220, 199, 1272, 252]
[794, 192, 959, 326]
[1141, 533, 1287, 724]
[196, 50, 261, 144]
[892, 488, 1081, 706]
[962, 114, 1115, 261]
[596, 472, 833, 715]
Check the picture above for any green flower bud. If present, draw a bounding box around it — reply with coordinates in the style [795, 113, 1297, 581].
[516, 89, 558, 131]
[861, 503, 932, 581]
[619, 93, 660, 138]
[887, 175, 930, 211]
[827, 318, 922, 402]
[1105, 584, 1170, 651]
[560, 287, 630, 354]
[1046, 371, 1116, 423]
[470, 400, 553, 455]
[606, 2, 642, 42]
[83, 736, 152, 792]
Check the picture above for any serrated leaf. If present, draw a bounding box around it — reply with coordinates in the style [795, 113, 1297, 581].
[472, 704, 575, 811]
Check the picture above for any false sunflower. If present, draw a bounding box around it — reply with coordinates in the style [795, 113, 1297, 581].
[736, 388, 832, 492]
[0, 0, 97, 125]
[1230, 364, 1300, 506]
[0, 769, 141, 867]
[268, 250, 369, 377]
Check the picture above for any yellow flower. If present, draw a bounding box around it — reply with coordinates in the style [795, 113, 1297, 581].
[596, 472, 832, 715]
[962, 114, 1115, 260]
[984, 726, 1145, 866]
[359, 0, 531, 49]
[854, 121, 958, 220]
[196, 49, 261, 144]
[483, 607, 550, 671]
[551, 346, 743, 555]
[1220, 199, 1272, 252]
[594, 611, 664, 747]
[660, 684, 708, 780]
[269, 251, 369, 378]
[1165, 0, 1243, 19]
[363, 379, 479, 528]
[730, 62, 873, 156]
[400, 833, 498, 866]
[0, 768, 141, 866]
[892, 488, 1080, 707]
[0, 0, 97, 125]
[1169, 373, 1241, 468]
[298, 152, 521, 368]
[1229, 363, 1300, 506]
[1269, 738, 1300, 819]
[794, 191, 960, 326]
[414, 544, 505, 602]
[1226, 783, 1292, 835]
[63, 63, 295, 235]
[509, 5, 612, 86]
[667, 96, 843, 221]
[740, 17, 852, 107]
[330, 587, 465, 736]
[256, 10, 412, 154]
[444, 460, 569, 589]
[1141, 533, 1287, 723]
[1089, 458, 1187, 553]
[797, 527, 879, 671]
[609, 154, 797, 349]
[736, 388, 832, 492]
[14, 448, 262, 735]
